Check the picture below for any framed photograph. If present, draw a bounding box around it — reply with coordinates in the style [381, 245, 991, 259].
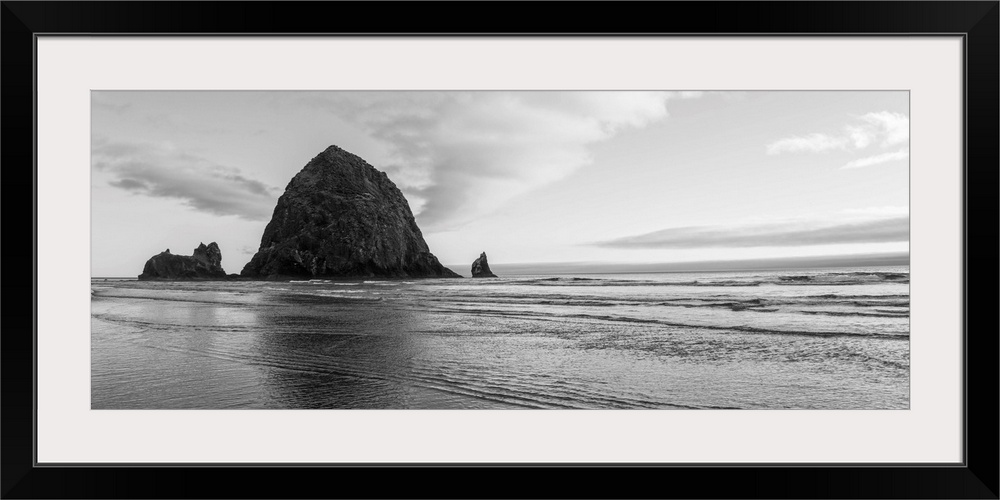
[4, 1, 997, 498]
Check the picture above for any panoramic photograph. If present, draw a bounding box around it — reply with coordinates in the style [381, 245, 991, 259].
[91, 90, 909, 409]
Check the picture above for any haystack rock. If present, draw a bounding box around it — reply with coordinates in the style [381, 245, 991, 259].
[138, 242, 228, 280]
[241, 145, 461, 279]
[471, 252, 497, 278]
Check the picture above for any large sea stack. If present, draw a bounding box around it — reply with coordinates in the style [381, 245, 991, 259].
[241, 145, 460, 279]
[471, 252, 497, 278]
[138, 242, 228, 280]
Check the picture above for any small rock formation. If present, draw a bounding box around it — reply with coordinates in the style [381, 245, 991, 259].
[241, 145, 461, 279]
[138, 242, 228, 280]
[471, 252, 497, 278]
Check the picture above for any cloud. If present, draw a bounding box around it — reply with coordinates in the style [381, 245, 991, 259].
[767, 111, 909, 159]
[92, 138, 279, 220]
[766, 133, 849, 154]
[309, 91, 699, 230]
[841, 148, 909, 169]
[855, 111, 909, 147]
[108, 178, 149, 190]
[593, 216, 909, 249]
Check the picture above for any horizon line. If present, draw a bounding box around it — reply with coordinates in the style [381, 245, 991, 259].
[449, 252, 909, 274]
[92, 252, 909, 279]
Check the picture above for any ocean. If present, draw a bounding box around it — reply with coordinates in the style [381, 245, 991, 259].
[91, 266, 909, 409]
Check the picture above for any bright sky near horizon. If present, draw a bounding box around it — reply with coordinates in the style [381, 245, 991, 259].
[91, 91, 909, 277]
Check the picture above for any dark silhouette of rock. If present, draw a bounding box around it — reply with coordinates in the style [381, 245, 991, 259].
[471, 252, 497, 278]
[241, 145, 461, 279]
[138, 242, 228, 280]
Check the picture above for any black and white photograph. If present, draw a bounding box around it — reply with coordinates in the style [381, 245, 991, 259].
[90, 90, 910, 410]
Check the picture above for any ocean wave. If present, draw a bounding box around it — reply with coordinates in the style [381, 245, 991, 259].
[279, 293, 382, 304]
[536, 300, 618, 307]
[480, 278, 762, 287]
[656, 298, 779, 312]
[420, 292, 909, 315]
[474, 272, 906, 287]
[90, 292, 261, 307]
[419, 305, 909, 339]
[770, 271, 909, 286]
[801, 310, 909, 318]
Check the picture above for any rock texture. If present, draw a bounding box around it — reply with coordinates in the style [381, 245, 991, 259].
[241, 145, 461, 279]
[138, 242, 228, 280]
[471, 252, 497, 278]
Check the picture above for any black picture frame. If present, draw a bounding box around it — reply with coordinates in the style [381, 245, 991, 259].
[2, 2, 997, 498]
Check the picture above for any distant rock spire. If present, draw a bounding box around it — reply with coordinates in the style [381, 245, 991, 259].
[471, 252, 497, 278]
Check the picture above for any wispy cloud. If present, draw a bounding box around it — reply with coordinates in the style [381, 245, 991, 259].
[306, 91, 707, 230]
[766, 111, 909, 167]
[841, 148, 909, 169]
[850, 111, 909, 148]
[766, 133, 849, 154]
[92, 137, 279, 220]
[593, 216, 909, 249]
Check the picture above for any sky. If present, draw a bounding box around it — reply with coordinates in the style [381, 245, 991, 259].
[91, 91, 909, 277]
